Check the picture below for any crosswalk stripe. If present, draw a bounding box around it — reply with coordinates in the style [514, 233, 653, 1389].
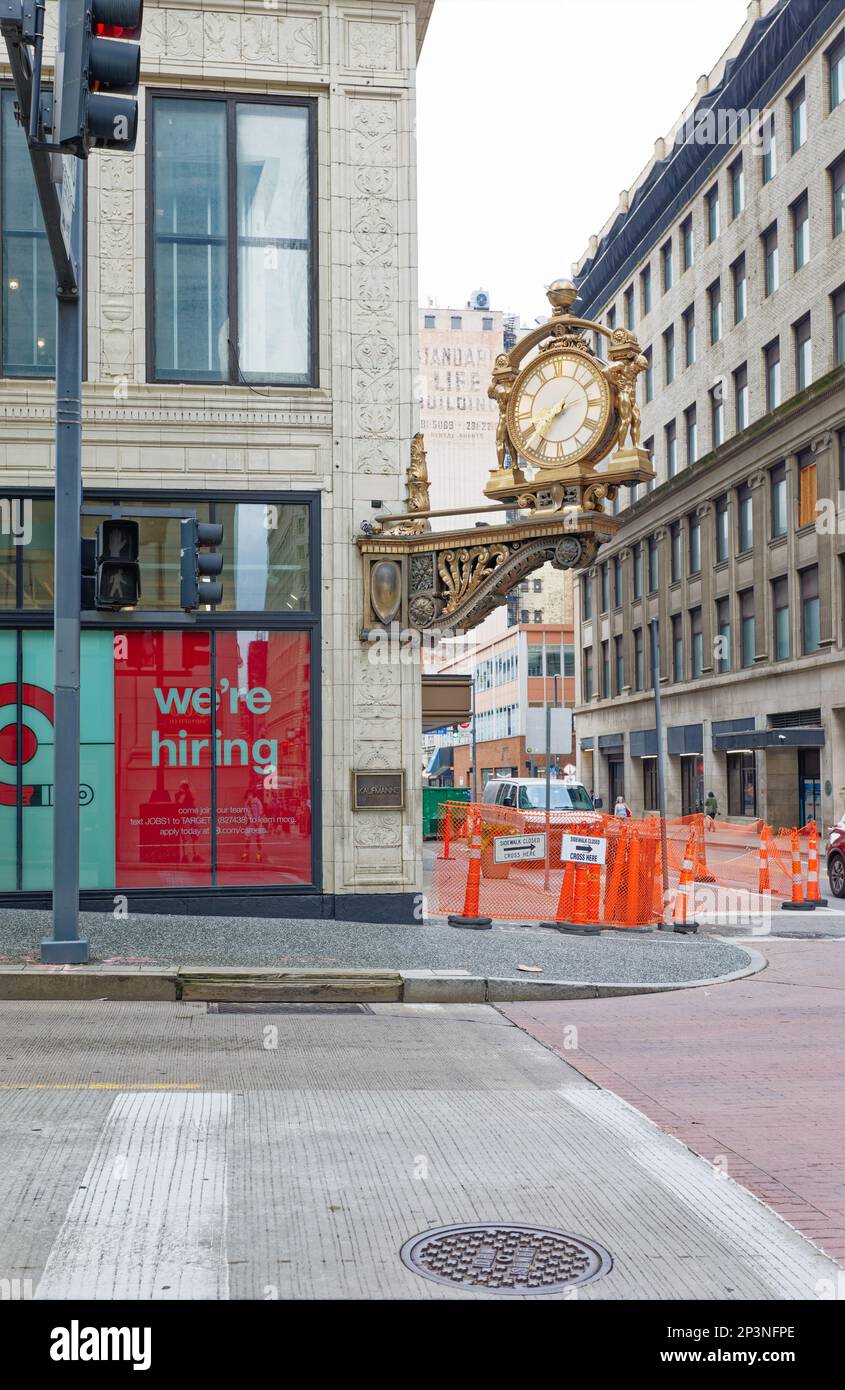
[35, 1091, 231, 1301]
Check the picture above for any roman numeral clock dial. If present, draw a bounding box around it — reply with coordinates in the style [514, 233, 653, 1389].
[507, 349, 613, 470]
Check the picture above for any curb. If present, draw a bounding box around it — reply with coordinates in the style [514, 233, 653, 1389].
[0, 946, 767, 1003]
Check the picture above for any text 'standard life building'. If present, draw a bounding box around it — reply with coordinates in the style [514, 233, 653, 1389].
[572, 0, 845, 830]
[418, 292, 512, 524]
[0, 1, 434, 920]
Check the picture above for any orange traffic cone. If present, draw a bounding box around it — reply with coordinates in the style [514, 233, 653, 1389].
[670, 826, 699, 933]
[805, 821, 826, 906]
[692, 813, 716, 884]
[449, 809, 492, 928]
[541, 859, 600, 935]
[757, 824, 771, 895]
[781, 827, 810, 911]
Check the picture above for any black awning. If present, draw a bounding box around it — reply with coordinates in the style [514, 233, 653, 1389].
[668, 723, 704, 755]
[426, 745, 455, 776]
[712, 727, 825, 751]
[598, 733, 624, 752]
[630, 728, 658, 758]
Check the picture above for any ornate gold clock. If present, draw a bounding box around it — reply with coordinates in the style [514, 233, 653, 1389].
[485, 278, 655, 512]
[507, 347, 614, 470]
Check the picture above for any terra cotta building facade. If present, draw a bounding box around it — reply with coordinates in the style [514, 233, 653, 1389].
[0, 0, 434, 920]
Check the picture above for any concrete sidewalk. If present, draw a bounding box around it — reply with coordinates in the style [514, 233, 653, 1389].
[501, 938, 845, 1266]
[0, 907, 762, 1002]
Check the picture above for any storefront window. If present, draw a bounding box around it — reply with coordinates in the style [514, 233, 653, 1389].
[79, 499, 310, 613]
[81, 502, 211, 611]
[643, 758, 658, 811]
[0, 628, 17, 888]
[0, 626, 313, 891]
[0, 630, 115, 890]
[215, 502, 310, 611]
[0, 487, 317, 895]
[115, 628, 312, 887]
[0, 499, 56, 609]
[0, 523, 14, 606]
[727, 751, 757, 816]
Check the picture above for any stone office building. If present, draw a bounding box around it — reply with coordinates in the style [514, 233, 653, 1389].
[572, 0, 845, 830]
[0, 0, 434, 920]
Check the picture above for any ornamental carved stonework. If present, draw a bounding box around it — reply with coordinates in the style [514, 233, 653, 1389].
[438, 545, 509, 616]
[143, 8, 323, 69]
[280, 17, 320, 66]
[353, 815, 402, 849]
[410, 553, 435, 593]
[348, 20, 399, 71]
[349, 97, 401, 478]
[355, 443, 396, 475]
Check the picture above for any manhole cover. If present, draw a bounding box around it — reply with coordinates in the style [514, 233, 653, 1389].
[400, 1223, 612, 1294]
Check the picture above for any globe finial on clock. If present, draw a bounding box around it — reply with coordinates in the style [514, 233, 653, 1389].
[547, 278, 578, 313]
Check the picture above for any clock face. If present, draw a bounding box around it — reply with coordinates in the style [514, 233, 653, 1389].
[508, 349, 613, 469]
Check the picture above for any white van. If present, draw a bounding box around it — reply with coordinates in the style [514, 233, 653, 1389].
[481, 776, 594, 813]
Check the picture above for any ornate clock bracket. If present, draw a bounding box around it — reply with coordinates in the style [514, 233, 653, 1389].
[357, 438, 621, 637]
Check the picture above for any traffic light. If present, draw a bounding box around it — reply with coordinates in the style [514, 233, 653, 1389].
[180, 520, 224, 610]
[95, 519, 141, 610]
[59, 1, 143, 156]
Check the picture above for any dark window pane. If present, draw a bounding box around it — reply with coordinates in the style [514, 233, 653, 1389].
[2, 91, 55, 377]
[153, 100, 229, 381]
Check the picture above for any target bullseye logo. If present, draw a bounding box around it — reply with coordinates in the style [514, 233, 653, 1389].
[0, 682, 54, 807]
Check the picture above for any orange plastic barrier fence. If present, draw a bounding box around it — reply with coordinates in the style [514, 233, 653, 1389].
[433, 802, 663, 928]
[665, 814, 812, 902]
[433, 804, 818, 926]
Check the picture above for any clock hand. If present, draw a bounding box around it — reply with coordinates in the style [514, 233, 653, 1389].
[535, 394, 573, 436]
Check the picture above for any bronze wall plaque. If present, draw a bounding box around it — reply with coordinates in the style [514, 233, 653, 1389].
[352, 770, 406, 811]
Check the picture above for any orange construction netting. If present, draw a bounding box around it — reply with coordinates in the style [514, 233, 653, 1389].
[432, 803, 820, 926]
[433, 801, 663, 927]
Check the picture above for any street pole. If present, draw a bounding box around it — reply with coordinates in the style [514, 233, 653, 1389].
[471, 674, 478, 804]
[650, 618, 670, 926]
[543, 674, 558, 893]
[42, 171, 86, 962]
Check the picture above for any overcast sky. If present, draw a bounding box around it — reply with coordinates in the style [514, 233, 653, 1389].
[417, 0, 750, 324]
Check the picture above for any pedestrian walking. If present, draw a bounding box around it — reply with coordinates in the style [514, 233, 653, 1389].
[704, 790, 718, 831]
[614, 794, 631, 818]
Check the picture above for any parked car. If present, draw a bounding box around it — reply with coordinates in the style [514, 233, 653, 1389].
[827, 815, 845, 896]
[478, 777, 597, 878]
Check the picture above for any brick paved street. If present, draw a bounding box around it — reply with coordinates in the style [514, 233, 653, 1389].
[500, 940, 845, 1267]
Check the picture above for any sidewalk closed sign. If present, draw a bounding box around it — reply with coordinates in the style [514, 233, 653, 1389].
[561, 834, 607, 866]
[493, 833, 547, 864]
